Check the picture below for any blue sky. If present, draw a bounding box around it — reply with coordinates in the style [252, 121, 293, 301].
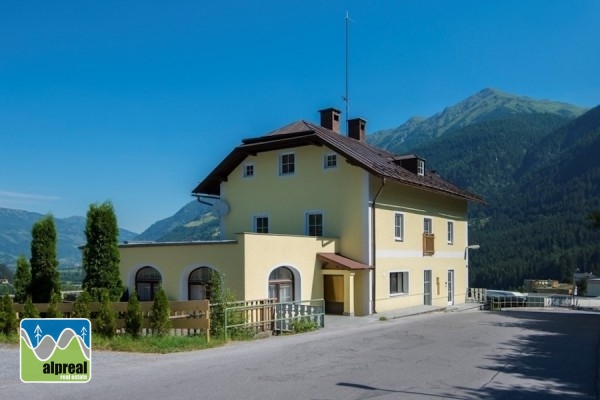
[1, 1, 599, 233]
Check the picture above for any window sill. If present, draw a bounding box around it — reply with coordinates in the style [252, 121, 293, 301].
[390, 293, 409, 297]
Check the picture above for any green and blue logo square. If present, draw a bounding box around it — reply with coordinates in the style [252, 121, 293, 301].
[20, 318, 92, 383]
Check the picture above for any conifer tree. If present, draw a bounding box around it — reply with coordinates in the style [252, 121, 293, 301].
[22, 296, 40, 318]
[30, 215, 61, 303]
[72, 291, 92, 319]
[82, 202, 124, 301]
[13, 255, 31, 304]
[95, 290, 116, 338]
[0, 294, 18, 335]
[150, 288, 171, 336]
[125, 290, 143, 338]
[45, 292, 62, 318]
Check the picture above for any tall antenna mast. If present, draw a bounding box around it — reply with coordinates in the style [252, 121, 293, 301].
[344, 11, 350, 133]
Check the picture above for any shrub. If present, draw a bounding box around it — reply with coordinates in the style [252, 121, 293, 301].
[290, 318, 319, 333]
[21, 296, 40, 319]
[72, 291, 91, 319]
[45, 292, 62, 318]
[150, 288, 171, 336]
[208, 271, 248, 339]
[96, 290, 116, 338]
[0, 294, 18, 335]
[125, 290, 143, 338]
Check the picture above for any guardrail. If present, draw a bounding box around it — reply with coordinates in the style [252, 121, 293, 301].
[467, 288, 600, 311]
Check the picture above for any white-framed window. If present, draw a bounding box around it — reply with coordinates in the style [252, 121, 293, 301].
[394, 213, 404, 241]
[424, 217, 432, 234]
[279, 152, 295, 175]
[306, 212, 323, 236]
[243, 163, 254, 178]
[447, 221, 454, 244]
[390, 271, 409, 295]
[324, 153, 337, 169]
[417, 159, 425, 176]
[254, 216, 269, 233]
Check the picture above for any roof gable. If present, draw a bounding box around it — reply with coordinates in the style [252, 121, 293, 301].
[192, 118, 485, 204]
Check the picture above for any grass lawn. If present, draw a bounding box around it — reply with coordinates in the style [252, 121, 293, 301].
[0, 332, 253, 353]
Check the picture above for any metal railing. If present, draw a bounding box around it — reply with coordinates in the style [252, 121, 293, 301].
[468, 288, 600, 311]
[224, 299, 325, 341]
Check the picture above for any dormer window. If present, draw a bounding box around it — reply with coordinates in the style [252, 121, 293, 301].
[393, 154, 426, 176]
[417, 159, 425, 176]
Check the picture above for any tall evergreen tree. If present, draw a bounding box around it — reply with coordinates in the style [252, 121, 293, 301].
[22, 296, 40, 318]
[0, 294, 18, 335]
[150, 288, 171, 336]
[46, 292, 62, 318]
[72, 291, 92, 319]
[82, 201, 124, 301]
[30, 215, 61, 303]
[125, 290, 143, 338]
[95, 289, 116, 338]
[13, 255, 32, 304]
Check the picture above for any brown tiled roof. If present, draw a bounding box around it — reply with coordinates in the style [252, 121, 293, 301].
[192, 120, 485, 204]
[317, 253, 373, 270]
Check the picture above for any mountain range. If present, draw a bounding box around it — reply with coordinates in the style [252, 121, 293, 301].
[2, 88, 599, 292]
[368, 88, 586, 154]
[0, 208, 137, 269]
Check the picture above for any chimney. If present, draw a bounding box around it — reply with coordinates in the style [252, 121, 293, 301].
[348, 118, 367, 141]
[319, 108, 341, 133]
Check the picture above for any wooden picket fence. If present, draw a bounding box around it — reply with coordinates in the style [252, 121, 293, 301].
[13, 300, 210, 340]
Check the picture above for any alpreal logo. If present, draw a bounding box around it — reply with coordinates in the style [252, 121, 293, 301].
[20, 318, 92, 383]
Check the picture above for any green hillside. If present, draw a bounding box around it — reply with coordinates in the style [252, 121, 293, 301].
[410, 107, 600, 290]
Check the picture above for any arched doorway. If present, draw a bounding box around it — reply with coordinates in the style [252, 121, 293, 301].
[136, 266, 162, 301]
[188, 267, 212, 300]
[268, 267, 294, 302]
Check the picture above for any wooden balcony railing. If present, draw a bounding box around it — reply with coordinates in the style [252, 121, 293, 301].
[423, 232, 435, 256]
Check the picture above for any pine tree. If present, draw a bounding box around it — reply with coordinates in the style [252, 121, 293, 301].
[45, 292, 62, 318]
[150, 288, 171, 336]
[125, 290, 143, 338]
[22, 296, 40, 319]
[0, 294, 18, 335]
[82, 202, 124, 301]
[30, 215, 61, 303]
[13, 255, 31, 304]
[95, 290, 116, 338]
[72, 291, 92, 319]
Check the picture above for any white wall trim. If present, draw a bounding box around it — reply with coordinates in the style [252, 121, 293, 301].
[179, 263, 220, 301]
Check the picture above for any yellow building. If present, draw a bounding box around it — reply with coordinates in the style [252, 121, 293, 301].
[119, 108, 484, 316]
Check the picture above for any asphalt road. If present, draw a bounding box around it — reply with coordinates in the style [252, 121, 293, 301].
[1, 308, 599, 400]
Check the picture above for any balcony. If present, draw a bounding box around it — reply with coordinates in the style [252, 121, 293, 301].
[423, 232, 435, 256]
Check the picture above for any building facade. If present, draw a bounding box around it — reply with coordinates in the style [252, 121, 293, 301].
[119, 108, 484, 316]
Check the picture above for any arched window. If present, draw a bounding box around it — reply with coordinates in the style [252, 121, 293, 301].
[189, 267, 212, 300]
[269, 267, 294, 302]
[136, 266, 161, 301]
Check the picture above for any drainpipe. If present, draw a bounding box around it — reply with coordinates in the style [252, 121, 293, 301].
[371, 177, 386, 314]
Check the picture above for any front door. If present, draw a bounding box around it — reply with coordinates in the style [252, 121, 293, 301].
[424, 270, 432, 305]
[324, 275, 344, 315]
[447, 270, 455, 305]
